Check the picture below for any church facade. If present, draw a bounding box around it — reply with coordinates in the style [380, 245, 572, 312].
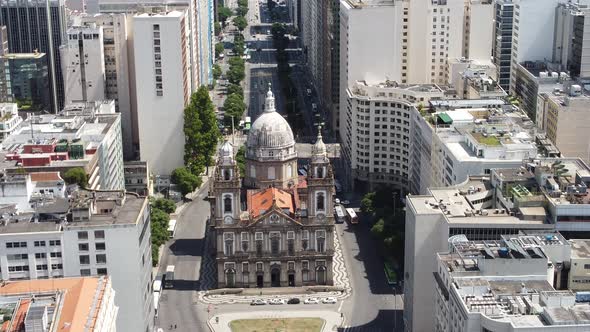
[209, 87, 336, 288]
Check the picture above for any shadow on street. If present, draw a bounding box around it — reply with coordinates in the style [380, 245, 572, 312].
[170, 279, 201, 291]
[344, 220, 393, 295]
[337, 309, 401, 331]
[169, 238, 205, 256]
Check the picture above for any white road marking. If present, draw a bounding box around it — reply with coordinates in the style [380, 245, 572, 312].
[337, 300, 344, 313]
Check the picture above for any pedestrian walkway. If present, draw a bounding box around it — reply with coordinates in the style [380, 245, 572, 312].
[207, 310, 343, 332]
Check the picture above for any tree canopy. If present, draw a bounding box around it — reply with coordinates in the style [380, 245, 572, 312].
[63, 167, 87, 187]
[213, 64, 222, 79]
[233, 16, 248, 32]
[215, 43, 225, 58]
[151, 198, 176, 214]
[227, 83, 244, 97]
[223, 93, 246, 127]
[218, 7, 232, 24]
[171, 167, 201, 196]
[183, 86, 220, 175]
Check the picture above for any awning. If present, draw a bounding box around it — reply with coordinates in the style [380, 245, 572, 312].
[437, 112, 453, 124]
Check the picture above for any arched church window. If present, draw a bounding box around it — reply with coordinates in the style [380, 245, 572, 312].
[224, 195, 232, 213]
[316, 193, 325, 211]
[317, 167, 324, 178]
[224, 169, 231, 180]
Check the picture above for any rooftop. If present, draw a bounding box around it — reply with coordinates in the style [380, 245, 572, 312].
[0, 276, 111, 332]
[570, 239, 590, 259]
[247, 187, 294, 219]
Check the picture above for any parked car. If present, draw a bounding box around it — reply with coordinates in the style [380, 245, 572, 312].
[306, 88, 312, 96]
[321, 297, 337, 304]
[304, 297, 320, 304]
[250, 299, 267, 306]
[287, 298, 301, 304]
[269, 298, 286, 305]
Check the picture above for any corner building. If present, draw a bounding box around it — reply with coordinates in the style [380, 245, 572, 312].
[210, 87, 335, 288]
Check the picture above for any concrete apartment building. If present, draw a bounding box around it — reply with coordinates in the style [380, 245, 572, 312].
[0, 103, 22, 142]
[554, 1, 590, 79]
[569, 239, 590, 291]
[0, 100, 125, 191]
[434, 233, 590, 332]
[0, 276, 118, 332]
[0, 189, 154, 332]
[536, 83, 590, 163]
[124, 160, 153, 196]
[61, 25, 106, 105]
[132, 11, 191, 176]
[403, 179, 555, 332]
[342, 80, 445, 192]
[509, 0, 562, 93]
[73, 13, 134, 160]
[410, 99, 537, 194]
[493, 0, 514, 91]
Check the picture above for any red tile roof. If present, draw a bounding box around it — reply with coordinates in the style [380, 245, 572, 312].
[30, 171, 62, 182]
[248, 188, 294, 218]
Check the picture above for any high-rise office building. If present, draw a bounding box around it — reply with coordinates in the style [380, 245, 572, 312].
[0, 0, 67, 113]
[132, 11, 191, 176]
[493, 0, 513, 91]
[60, 25, 106, 104]
[0, 52, 50, 111]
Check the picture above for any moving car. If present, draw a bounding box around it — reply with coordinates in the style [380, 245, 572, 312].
[304, 297, 320, 304]
[322, 297, 337, 304]
[250, 299, 267, 306]
[287, 298, 301, 304]
[269, 298, 286, 305]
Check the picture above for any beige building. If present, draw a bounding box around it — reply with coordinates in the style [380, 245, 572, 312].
[210, 87, 335, 288]
[538, 84, 590, 163]
[569, 239, 590, 291]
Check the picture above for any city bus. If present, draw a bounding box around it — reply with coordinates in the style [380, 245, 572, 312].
[346, 208, 359, 224]
[334, 205, 346, 224]
[167, 219, 177, 239]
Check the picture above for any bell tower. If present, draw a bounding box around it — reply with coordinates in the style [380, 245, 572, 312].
[307, 127, 335, 221]
[210, 140, 241, 226]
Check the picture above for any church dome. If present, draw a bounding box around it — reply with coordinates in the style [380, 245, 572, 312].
[246, 86, 296, 156]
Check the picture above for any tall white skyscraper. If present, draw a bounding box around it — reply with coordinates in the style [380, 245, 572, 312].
[132, 11, 191, 176]
[60, 25, 106, 104]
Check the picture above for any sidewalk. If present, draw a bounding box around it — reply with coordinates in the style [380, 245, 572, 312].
[207, 310, 343, 332]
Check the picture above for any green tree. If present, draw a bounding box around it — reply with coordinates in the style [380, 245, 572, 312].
[232, 39, 245, 56]
[360, 192, 376, 214]
[227, 83, 244, 97]
[212, 64, 222, 79]
[215, 43, 225, 58]
[150, 207, 170, 266]
[227, 66, 245, 84]
[235, 6, 248, 17]
[171, 167, 201, 196]
[183, 86, 221, 175]
[218, 7, 232, 25]
[63, 167, 87, 187]
[233, 16, 248, 31]
[235, 146, 246, 176]
[214, 22, 222, 35]
[223, 93, 246, 127]
[151, 198, 176, 214]
[238, 0, 248, 7]
[229, 56, 245, 67]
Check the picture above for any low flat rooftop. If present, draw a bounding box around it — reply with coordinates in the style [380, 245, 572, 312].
[570, 239, 590, 259]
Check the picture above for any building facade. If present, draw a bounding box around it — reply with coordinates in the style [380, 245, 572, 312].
[493, 0, 514, 91]
[211, 88, 335, 288]
[0, 190, 153, 332]
[0, 52, 50, 111]
[132, 11, 191, 176]
[0, 0, 67, 112]
[61, 25, 106, 104]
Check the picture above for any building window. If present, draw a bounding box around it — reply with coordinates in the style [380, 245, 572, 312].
[224, 169, 231, 180]
[34, 241, 46, 247]
[50, 252, 62, 258]
[94, 230, 105, 239]
[268, 167, 275, 180]
[250, 165, 256, 177]
[79, 255, 90, 265]
[316, 230, 326, 253]
[270, 233, 280, 254]
[49, 240, 61, 246]
[317, 167, 324, 178]
[241, 232, 249, 252]
[288, 261, 295, 271]
[51, 264, 63, 270]
[35, 264, 47, 271]
[6, 242, 27, 248]
[224, 195, 232, 213]
[78, 243, 89, 251]
[256, 262, 263, 272]
[242, 262, 249, 273]
[78, 231, 88, 240]
[80, 269, 91, 276]
[7, 254, 28, 260]
[255, 232, 263, 255]
[302, 230, 309, 250]
[224, 233, 234, 256]
[97, 268, 108, 275]
[35, 253, 46, 259]
[96, 254, 107, 264]
[95, 243, 106, 251]
[316, 193, 325, 211]
[585, 264, 590, 270]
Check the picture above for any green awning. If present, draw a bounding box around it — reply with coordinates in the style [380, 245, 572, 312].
[438, 113, 453, 124]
